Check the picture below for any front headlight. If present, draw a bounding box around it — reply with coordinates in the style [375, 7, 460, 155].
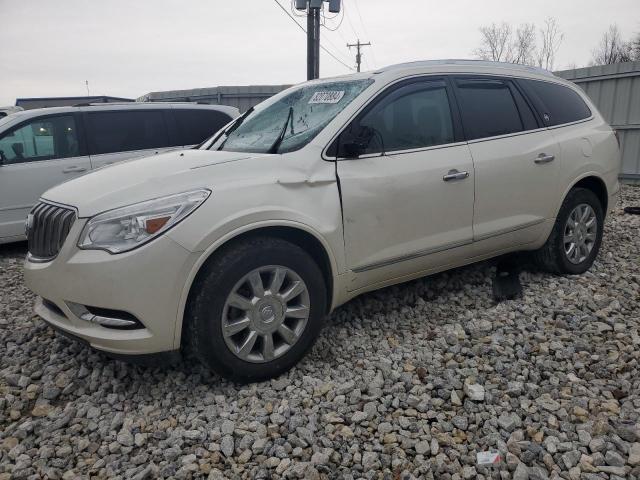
[78, 189, 210, 253]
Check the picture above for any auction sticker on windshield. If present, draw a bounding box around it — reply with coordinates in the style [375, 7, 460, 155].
[308, 91, 345, 104]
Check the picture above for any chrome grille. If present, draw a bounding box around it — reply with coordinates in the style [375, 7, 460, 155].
[27, 202, 76, 261]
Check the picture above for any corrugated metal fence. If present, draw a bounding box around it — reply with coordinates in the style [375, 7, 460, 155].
[137, 85, 291, 114]
[556, 62, 640, 181]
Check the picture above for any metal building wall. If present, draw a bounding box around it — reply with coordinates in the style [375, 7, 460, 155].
[137, 85, 292, 113]
[556, 62, 640, 181]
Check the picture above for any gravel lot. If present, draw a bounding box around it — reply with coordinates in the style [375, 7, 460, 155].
[1, 185, 639, 480]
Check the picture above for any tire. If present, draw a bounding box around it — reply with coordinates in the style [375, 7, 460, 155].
[185, 236, 327, 383]
[533, 187, 604, 275]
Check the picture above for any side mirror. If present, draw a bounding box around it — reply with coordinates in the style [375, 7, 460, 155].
[341, 139, 367, 158]
[339, 125, 375, 159]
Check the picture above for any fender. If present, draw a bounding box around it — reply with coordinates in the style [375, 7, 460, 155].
[172, 219, 342, 349]
[555, 170, 608, 219]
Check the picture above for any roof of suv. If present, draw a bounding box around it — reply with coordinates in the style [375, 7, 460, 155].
[376, 59, 556, 77]
[1, 102, 240, 125]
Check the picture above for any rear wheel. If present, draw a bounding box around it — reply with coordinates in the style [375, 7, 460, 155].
[533, 187, 604, 274]
[185, 236, 327, 382]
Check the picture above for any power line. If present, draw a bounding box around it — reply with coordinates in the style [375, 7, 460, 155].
[271, 0, 355, 72]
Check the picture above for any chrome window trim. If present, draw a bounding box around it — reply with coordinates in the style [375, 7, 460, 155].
[0, 154, 90, 168]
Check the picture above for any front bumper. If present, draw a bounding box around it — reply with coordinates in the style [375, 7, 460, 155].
[24, 220, 200, 356]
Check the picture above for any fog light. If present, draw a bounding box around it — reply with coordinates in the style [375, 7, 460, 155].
[66, 302, 144, 330]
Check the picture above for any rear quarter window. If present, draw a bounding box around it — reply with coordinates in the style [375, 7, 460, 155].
[519, 79, 592, 126]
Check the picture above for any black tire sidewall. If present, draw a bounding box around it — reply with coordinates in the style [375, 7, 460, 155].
[554, 188, 604, 275]
[188, 237, 327, 382]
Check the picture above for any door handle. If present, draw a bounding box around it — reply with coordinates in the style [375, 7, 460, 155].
[443, 169, 469, 181]
[62, 166, 87, 173]
[534, 153, 555, 164]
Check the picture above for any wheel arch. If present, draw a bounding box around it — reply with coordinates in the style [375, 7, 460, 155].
[175, 222, 338, 350]
[559, 173, 609, 218]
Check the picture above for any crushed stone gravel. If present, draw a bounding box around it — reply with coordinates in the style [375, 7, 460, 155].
[1, 185, 639, 479]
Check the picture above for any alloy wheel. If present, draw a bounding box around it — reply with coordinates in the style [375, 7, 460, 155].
[221, 265, 310, 363]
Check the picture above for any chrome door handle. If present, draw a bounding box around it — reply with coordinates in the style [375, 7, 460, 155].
[534, 153, 555, 164]
[443, 169, 469, 181]
[62, 166, 87, 173]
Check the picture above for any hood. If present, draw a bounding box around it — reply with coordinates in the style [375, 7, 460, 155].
[42, 149, 261, 217]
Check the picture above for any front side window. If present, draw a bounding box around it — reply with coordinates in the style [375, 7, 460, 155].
[455, 78, 524, 140]
[207, 79, 373, 154]
[519, 79, 592, 126]
[86, 110, 168, 155]
[0, 115, 79, 164]
[356, 80, 455, 154]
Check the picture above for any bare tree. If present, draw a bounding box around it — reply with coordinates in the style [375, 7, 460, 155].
[474, 22, 513, 62]
[537, 17, 564, 70]
[631, 32, 640, 61]
[474, 18, 563, 69]
[591, 24, 633, 65]
[511, 23, 537, 65]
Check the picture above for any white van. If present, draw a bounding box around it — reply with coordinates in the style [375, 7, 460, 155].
[0, 103, 239, 243]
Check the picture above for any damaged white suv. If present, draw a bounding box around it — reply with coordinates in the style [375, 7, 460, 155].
[24, 60, 620, 382]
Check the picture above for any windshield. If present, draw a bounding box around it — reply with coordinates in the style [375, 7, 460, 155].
[205, 78, 373, 154]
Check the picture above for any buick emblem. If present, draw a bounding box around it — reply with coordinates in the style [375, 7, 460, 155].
[25, 213, 34, 236]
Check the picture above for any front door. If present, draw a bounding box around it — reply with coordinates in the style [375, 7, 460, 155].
[335, 78, 475, 290]
[0, 114, 90, 240]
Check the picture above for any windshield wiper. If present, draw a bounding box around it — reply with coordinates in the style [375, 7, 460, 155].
[268, 106, 294, 154]
[213, 106, 254, 150]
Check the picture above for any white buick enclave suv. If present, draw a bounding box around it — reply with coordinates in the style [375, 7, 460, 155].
[24, 60, 621, 382]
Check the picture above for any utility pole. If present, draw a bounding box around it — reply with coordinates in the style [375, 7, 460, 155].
[306, 6, 320, 80]
[295, 0, 341, 80]
[347, 39, 371, 72]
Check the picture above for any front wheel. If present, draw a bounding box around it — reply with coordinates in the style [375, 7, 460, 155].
[533, 187, 604, 274]
[185, 236, 327, 382]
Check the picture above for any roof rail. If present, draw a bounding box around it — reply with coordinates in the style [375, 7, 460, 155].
[375, 59, 556, 77]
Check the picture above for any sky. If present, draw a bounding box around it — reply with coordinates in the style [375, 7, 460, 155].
[0, 0, 639, 106]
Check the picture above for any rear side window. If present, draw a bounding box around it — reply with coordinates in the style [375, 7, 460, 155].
[519, 79, 592, 126]
[86, 110, 169, 155]
[357, 80, 455, 154]
[454, 78, 525, 140]
[173, 110, 233, 145]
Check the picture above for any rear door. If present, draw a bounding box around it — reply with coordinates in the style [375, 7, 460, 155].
[335, 77, 475, 290]
[0, 113, 90, 240]
[452, 76, 561, 248]
[84, 109, 171, 169]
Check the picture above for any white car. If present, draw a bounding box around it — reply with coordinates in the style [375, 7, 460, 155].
[0, 102, 239, 244]
[24, 60, 620, 382]
[0, 106, 24, 118]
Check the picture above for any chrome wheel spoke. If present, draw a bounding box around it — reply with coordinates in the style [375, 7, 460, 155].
[237, 330, 258, 358]
[285, 305, 309, 319]
[262, 334, 275, 361]
[228, 293, 253, 311]
[248, 272, 265, 298]
[269, 267, 286, 294]
[223, 316, 251, 336]
[278, 324, 298, 345]
[281, 281, 305, 302]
